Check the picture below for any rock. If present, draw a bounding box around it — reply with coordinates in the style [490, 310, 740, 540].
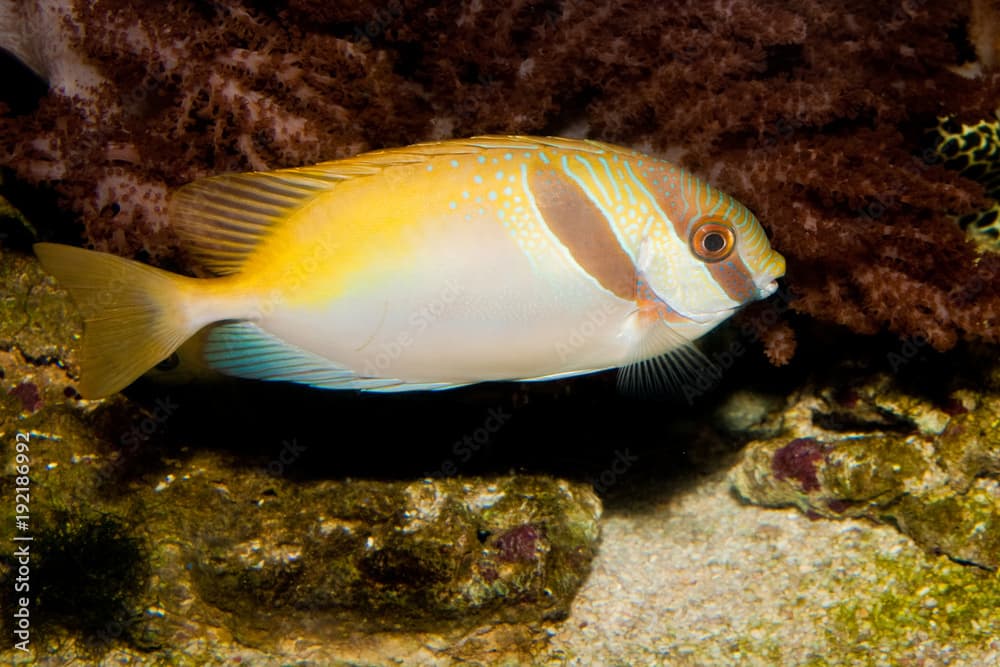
[171, 469, 601, 640]
[731, 372, 1000, 570]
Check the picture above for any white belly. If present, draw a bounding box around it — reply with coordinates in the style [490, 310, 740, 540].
[258, 218, 641, 384]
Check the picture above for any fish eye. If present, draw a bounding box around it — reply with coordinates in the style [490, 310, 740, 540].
[154, 352, 180, 371]
[690, 220, 735, 262]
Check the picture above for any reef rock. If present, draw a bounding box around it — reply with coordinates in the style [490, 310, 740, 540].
[731, 370, 1000, 570]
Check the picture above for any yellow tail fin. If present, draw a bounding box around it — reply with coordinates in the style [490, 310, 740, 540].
[34, 243, 198, 399]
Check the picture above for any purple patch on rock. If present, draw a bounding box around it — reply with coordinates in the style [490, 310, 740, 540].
[9, 383, 42, 413]
[772, 437, 827, 492]
[479, 564, 499, 583]
[494, 524, 541, 563]
[825, 498, 854, 514]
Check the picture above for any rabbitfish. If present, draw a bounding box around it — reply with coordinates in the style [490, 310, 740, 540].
[35, 136, 785, 398]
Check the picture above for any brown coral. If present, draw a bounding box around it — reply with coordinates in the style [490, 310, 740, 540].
[1, 0, 999, 355]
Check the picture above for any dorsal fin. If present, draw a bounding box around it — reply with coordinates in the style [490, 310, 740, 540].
[169, 162, 380, 275]
[168, 136, 613, 275]
[461, 135, 615, 155]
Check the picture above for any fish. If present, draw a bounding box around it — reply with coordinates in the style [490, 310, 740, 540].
[34, 135, 786, 399]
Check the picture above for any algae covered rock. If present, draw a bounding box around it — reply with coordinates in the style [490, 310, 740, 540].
[0, 248, 81, 415]
[0, 414, 601, 663]
[0, 401, 601, 661]
[171, 470, 601, 639]
[731, 371, 1000, 570]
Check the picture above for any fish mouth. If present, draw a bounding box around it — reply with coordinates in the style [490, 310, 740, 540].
[753, 251, 785, 299]
[756, 278, 780, 300]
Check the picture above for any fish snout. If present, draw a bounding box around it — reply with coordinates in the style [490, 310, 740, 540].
[756, 279, 779, 300]
[753, 251, 786, 300]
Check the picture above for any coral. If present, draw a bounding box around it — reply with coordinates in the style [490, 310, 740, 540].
[1, 0, 425, 260]
[2, 1, 1000, 353]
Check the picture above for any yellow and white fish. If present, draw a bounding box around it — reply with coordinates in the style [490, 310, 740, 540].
[35, 136, 785, 399]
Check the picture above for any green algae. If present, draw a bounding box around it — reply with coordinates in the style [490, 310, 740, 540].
[892, 478, 1000, 570]
[815, 551, 1000, 666]
[21, 512, 150, 648]
[818, 435, 923, 506]
[0, 249, 80, 366]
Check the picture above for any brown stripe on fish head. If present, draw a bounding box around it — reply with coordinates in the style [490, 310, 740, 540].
[528, 167, 636, 301]
[705, 255, 758, 303]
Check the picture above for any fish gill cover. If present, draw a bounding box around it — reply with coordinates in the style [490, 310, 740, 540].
[0, 0, 998, 362]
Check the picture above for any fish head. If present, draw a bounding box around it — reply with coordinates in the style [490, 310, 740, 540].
[639, 181, 785, 326]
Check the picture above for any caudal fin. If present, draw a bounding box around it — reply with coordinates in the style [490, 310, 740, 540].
[34, 243, 198, 399]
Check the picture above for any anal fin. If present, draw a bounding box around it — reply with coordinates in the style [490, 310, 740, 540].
[202, 322, 469, 392]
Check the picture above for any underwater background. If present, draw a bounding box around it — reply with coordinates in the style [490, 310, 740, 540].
[0, 0, 999, 664]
